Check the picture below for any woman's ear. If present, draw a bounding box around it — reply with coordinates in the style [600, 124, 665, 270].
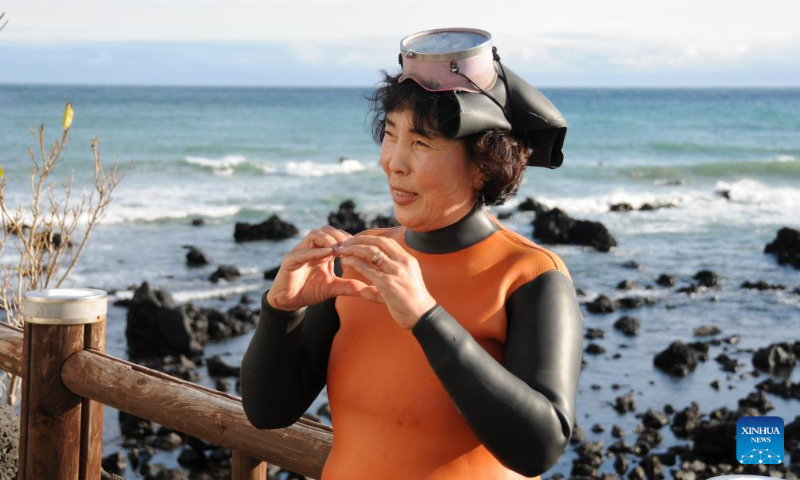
[471, 165, 486, 190]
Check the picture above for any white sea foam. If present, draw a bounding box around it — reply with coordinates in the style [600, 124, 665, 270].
[284, 158, 367, 177]
[185, 155, 248, 176]
[184, 155, 371, 177]
[170, 283, 262, 303]
[775, 154, 796, 163]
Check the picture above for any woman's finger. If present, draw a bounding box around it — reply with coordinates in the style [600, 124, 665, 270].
[343, 234, 406, 260]
[336, 244, 394, 270]
[340, 255, 383, 282]
[285, 246, 335, 266]
[318, 225, 353, 245]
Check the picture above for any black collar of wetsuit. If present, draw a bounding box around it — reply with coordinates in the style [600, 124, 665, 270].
[404, 201, 499, 254]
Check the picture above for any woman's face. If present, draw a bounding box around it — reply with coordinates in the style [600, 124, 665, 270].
[380, 109, 483, 233]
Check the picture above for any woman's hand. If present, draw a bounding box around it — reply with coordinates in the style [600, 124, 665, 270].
[267, 226, 371, 311]
[336, 235, 436, 329]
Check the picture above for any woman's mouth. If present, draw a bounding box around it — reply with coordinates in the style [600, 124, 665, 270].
[393, 189, 419, 206]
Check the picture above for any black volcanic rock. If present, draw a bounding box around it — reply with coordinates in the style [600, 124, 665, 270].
[234, 215, 298, 242]
[125, 282, 206, 357]
[764, 227, 800, 269]
[609, 202, 634, 212]
[693, 270, 720, 288]
[614, 316, 640, 336]
[587, 295, 615, 314]
[183, 245, 210, 266]
[533, 208, 617, 252]
[209, 265, 240, 283]
[656, 274, 675, 287]
[328, 199, 367, 235]
[517, 197, 550, 215]
[368, 214, 399, 229]
[653, 341, 702, 377]
[752, 342, 797, 372]
[741, 280, 786, 291]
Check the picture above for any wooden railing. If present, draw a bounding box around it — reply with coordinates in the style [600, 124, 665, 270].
[0, 289, 333, 480]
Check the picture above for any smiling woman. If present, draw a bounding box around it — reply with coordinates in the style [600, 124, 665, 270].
[241, 28, 582, 479]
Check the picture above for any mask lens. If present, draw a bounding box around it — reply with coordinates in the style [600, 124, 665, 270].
[403, 30, 489, 55]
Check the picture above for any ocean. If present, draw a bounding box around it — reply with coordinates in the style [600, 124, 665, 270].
[1, 85, 799, 478]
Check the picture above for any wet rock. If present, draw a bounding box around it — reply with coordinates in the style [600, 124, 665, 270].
[614, 316, 640, 336]
[654, 341, 705, 377]
[496, 210, 513, 220]
[215, 379, 230, 392]
[612, 425, 625, 438]
[764, 227, 800, 269]
[613, 393, 636, 413]
[119, 411, 156, 438]
[585, 328, 605, 340]
[693, 270, 720, 288]
[140, 355, 200, 382]
[585, 343, 605, 355]
[102, 451, 127, 475]
[183, 246, 210, 266]
[609, 202, 634, 212]
[641, 408, 669, 429]
[317, 403, 331, 420]
[710, 379, 722, 390]
[656, 274, 675, 287]
[691, 418, 737, 461]
[101, 469, 127, 480]
[191, 218, 204, 226]
[741, 280, 786, 290]
[209, 447, 232, 463]
[234, 215, 299, 242]
[616, 296, 656, 310]
[716, 189, 731, 200]
[637, 427, 663, 449]
[209, 265, 241, 283]
[640, 454, 665, 480]
[755, 377, 800, 400]
[752, 342, 797, 372]
[126, 282, 208, 357]
[177, 447, 206, 468]
[587, 295, 615, 314]
[152, 431, 183, 451]
[715, 353, 741, 373]
[613, 453, 628, 476]
[639, 202, 676, 211]
[591, 423, 604, 433]
[263, 266, 280, 280]
[517, 197, 550, 215]
[533, 208, 617, 252]
[204, 307, 248, 340]
[570, 424, 586, 445]
[328, 200, 366, 235]
[153, 467, 190, 480]
[616, 280, 640, 290]
[207, 355, 241, 377]
[368, 214, 399, 229]
[621, 260, 641, 270]
[693, 325, 721, 336]
[738, 390, 774, 414]
[571, 441, 604, 478]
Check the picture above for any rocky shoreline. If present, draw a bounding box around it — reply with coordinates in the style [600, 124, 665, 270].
[8, 198, 793, 479]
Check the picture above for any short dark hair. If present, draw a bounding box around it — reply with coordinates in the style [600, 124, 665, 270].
[368, 71, 531, 206]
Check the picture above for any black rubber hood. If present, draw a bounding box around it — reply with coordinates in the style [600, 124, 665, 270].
[443, 63, 567, 169]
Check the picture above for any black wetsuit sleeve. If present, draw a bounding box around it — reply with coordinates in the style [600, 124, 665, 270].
[240, 288, 340, 429]
[411, 269, 583, 477]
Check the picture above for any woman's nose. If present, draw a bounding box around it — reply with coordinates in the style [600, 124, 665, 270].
[384, 144, 411, 176]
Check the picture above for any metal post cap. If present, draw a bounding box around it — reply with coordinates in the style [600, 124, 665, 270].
[23, 288, 107, 325]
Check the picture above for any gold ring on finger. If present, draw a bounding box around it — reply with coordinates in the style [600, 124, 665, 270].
[371, 251, 384, 267]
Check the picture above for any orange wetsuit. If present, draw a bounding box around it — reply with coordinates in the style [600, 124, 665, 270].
[241, 202, 583, 479]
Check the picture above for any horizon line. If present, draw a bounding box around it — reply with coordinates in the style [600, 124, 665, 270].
[3, 82, 800, 90]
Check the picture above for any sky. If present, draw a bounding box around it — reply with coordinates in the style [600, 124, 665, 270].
[1, 0, 799, 87]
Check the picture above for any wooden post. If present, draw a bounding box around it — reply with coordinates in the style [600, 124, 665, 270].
[18, 289, 107, 480]
[232, 450, 268, 480]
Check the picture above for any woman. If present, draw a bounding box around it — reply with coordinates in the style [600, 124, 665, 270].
[242, 28, 583, 479]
